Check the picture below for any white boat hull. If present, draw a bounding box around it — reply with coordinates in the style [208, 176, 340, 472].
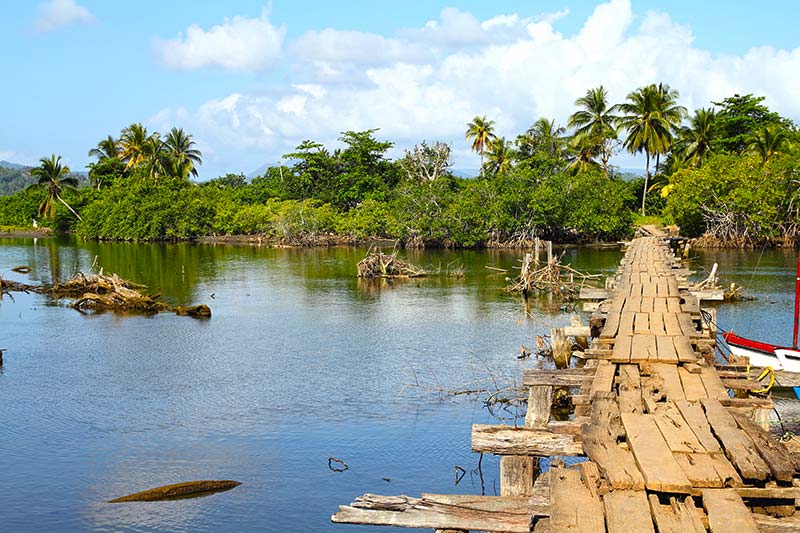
[728, 344, 800, 373]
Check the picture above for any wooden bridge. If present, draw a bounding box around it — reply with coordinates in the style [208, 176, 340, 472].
[332, 236, 800, 532]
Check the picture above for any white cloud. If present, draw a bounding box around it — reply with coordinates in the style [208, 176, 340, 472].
[34, 0, 94, 32]
[151, 0, 800, 176]
[152, 8, 285, 71]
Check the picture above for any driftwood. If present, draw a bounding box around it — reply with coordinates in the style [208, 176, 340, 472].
[357, 252, 426, 279]
[2, 268, 210, 318]
[108, 480, 240, 502]
[506, 252, 602, 297]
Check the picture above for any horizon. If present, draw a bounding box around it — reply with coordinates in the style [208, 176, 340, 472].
[2, 0, 799, 179]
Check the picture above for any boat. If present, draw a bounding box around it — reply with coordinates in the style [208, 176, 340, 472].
[723, 252, 800, 372]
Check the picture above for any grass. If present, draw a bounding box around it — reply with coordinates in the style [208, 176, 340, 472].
[632, 214, 664, 227]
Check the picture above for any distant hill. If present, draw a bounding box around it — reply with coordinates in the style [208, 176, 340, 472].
[0, 161, 88, 196]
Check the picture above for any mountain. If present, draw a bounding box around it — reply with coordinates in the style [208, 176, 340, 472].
[0, 160, 28, 170]
[247, 163, 269, 180]
[0, 161, 89, 196]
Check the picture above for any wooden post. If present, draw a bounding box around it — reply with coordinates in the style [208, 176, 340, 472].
[534, 237, 541, 268]
[570, 315, 589, 350]
[500, 384, 552, 496]
[753, 408, 771, 432]
[0, 348, 4, 366]
[547, 241, 553, 264]
[551, 328, 570, 369]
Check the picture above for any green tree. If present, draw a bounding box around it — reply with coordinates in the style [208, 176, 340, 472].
[164, 127, 202, 177]
[617, 84, 685, 215]
[676, 108, 716, 168]
[29, 155, 82, 221]
[568, 86, 619, 175]
[484, 137, 513, 176]
[712, 94, 790, 154]
[525, 118, 567, 159]
[747, 125, 792, 163]
[119, 123, 153, 170]
[88, 135, 119, 162]
[465, 115, 497, 177]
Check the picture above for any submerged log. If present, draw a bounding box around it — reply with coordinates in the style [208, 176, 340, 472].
[175, 304, 212, 318]
[108, 480, 241, 502]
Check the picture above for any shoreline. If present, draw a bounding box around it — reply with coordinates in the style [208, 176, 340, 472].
[0, 227, 53, 238]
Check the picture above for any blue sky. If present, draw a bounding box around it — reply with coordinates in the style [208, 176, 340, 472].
[2, 0, 799, 177]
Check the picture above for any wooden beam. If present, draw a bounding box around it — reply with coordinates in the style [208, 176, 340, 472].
[471, 425, 583, 456]
[701, 489, 758, 532]
[621, 412, 692, 493]
[549, 468, 605, 532]
[701, 399, 769, 482]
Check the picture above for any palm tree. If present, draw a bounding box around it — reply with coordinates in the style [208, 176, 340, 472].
[616, 84, 685, 215]
[484, 137, 512, 176]
[164, 127, 202, 177]
[747, 125, 792, 163]
[29, 155, 82, 221]
[88, 135, 119, 161]
[466, 116, 497, 177]
[118, 123, 152, 170]
[526, 118, 567, 159]
[676, 108, 716, 168]
[566, 135, 602, 174]
[651, 83, 687, 172]
[568, 86, 619, 175]
[141, 135, 167, 181]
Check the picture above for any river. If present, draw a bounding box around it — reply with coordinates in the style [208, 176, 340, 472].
[0, 237, 795, 532]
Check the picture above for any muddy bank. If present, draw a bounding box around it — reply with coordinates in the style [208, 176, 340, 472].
[0, 227, 53, 238]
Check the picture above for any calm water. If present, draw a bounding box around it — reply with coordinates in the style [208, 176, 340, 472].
[0, 237, 795, 532]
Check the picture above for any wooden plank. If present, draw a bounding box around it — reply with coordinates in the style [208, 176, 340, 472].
[667, 297, 682, 314]
[731, 411, 797, 482]
[617, 364, 643, 414]
[332, 493, 538, 533]
[471, 425, 583, 456]
[674, 400, 722, 453]
[603, 490, 654, 533]
[549, 468, 605, 532]
[651, 364, 685, 401]
[640, 296, 655, 312]
[500, 456, 536, 496]
[525, 385, 554, 429]
[611, 335, 632, 363]
[648, 495, 705, 533]
[653, 297, 668, 314]
[702, 489, 758, 532]
[678, 367, 707, 401]
[642, 284, 657, 299]
[618, 311, 635, 336]
[523, 370, 589, 387]
[621, 412, 692, 493]
[701, 399, 769, 481]
[655, 336, 679, 363]
[589, 360, 616, 397]
[581, 393, 645, 490]
[600, 307, 622, 338]
[630, 334, 657, 362]
[699, 366, 728, 399]
[673, 336, 697, 363]
[653, 402, 702, 453]
[678, 314, 699, 337]
[674, 452, 742, 488]
[753, 514, 800, 533]
[663, 313, 682, 336]
[650, 313, 667, 336]
[634, 312, 650, 334]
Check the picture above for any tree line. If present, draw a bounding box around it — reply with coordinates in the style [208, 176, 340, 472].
[1, 86, 798, 247]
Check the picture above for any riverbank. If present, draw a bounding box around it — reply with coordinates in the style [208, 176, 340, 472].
[0, 226, 52, 238]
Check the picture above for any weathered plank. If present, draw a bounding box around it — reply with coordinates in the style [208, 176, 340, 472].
[621, 412, 692, 493]
[731, 410, 797, 482]
[648, 495, 705, 533]
[663, 312, 683, 336]
[581, 393, 645, 490]
[630, 334, 658, 362]
[500, 456, 537, 496]
[525, 385, 554, 428]
[634, 312, 650, 334]
[673, 336, 697, 362]
[523, 370, 590, 387]
[673, 452, 742, 488]
[651, 365, 685, 401]
[549, 468, 605, 532]
[701, 489, 758, 532]
[611, 335, 632, 363]
[678, 367, 707, 401]
[618, 311, 635, 337]
[701, 399, 769, 481]
[674, 400, 722, 453]
[589, 360, 616, 397]
[617, 364, 643, 414]
[332, 493, 539, 533]
[603, 490, 654, 533]
[753, 514, 800, 533]
[471, 425, 583, 456]
[699, 365, 728, 399]
[652, 401, 703, 453]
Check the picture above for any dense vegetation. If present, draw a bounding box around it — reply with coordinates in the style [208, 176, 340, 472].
[1, 89, 797, 247]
